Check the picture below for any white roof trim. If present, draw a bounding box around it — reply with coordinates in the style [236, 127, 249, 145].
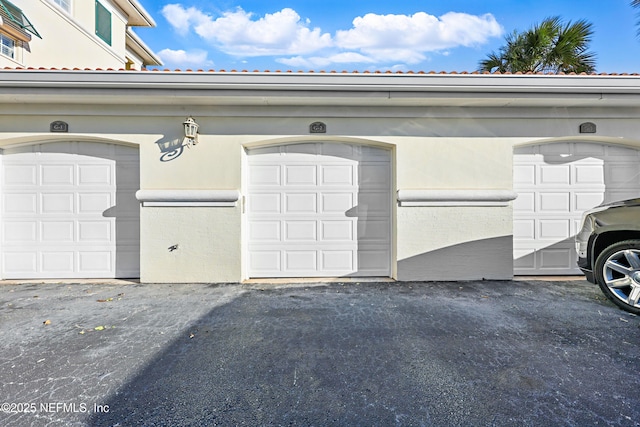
[111, 0, 156, 27]
[1, 71, 640, 108]
[126, 28, 162, 66]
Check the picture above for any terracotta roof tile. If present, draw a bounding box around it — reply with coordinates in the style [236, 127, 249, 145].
[1, 67, 639, 76]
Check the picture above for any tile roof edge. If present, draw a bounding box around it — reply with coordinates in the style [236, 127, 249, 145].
[1, 67, 638, 76]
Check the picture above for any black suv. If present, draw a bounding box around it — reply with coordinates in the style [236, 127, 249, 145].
[576, 198, 640, 314]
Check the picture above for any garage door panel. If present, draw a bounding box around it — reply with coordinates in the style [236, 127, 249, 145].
[321, 165, 353, 185]
[114, 192, 140, 213]
[78, 220, 112, 242]
[4, 193, 37, 214]
[42, 221, 74, 242]
[42, 252, 74, 272]
[607, 145, 640, 157]
[250, 193, 281, 214]
[357, 219, 390, 242]
[575, 165, 604, 185]
[514, 142, 640, 275]
[4, 164, 36, 185]
[360, 163, 391, 187]
[358, 248, 391, 273]
[285, 165, 316, 185]
[42, 193, 74, 213]
[358, 191, 391, 215]
[284, 193, 317, 213]
[321, 143, 354, 158]
[539, 247, 574, 269]
[285, 251, 317, 271]
[538, 192, 570, 212]
[284, 221, 316, 241]
[4, 252, 37, 273]
[540, 165, 570, 185]
[513, 192, 535, 212]
[513, 164, 535, 185]
[322, 250, 354, 270]
[4, 221, 37, 242]
[359, 146, 390, 160]
[248, 142, 391, 278]
[115, 219, 140, 245]
[78, 193, 112, 213]
[249, 221, 281, 241]
[605, 190, 640, 204]
[250, 165, 280, 186]
[249, 250, 281, 272]
[514, 248, 536, 270]
[575, 193, 604, 211]
[321, 192, 354, 213]
[77, 142, 112, 157]
[78, 251, 112, 273]
[608, 165, 640, 186]
[539, 142, 571, 155]
[1, 142, 140, 279]
[116, 164, 139, 188]
[39, 142, 74, 154]
[42, 164, 74, 185]
[321, 220, 354, 241]
[78, 164, 112, 185]
[538, 219, 571, 239]
[284, 143, 319, 156]
[513, 219, 535, 239]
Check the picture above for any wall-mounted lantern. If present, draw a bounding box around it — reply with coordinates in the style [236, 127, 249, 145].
[183, 116, 199, 146]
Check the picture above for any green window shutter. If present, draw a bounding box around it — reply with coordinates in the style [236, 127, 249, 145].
[95, 1, 111, 45]
[0, 0, 41, 39]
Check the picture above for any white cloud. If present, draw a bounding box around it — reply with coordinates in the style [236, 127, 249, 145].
[159, 5, 503, 69]
[278, 52, 375, 69]
[162, 5, 332, 56]
[335, 12, 503, 63]
[158, 48, 213, 67]
[161, 4, 211, 36]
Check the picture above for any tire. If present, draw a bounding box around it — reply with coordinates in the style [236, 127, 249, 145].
[594, 239, 640, 315]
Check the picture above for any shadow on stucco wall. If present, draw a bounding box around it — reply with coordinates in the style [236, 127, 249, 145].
[397, 236, 514, 281]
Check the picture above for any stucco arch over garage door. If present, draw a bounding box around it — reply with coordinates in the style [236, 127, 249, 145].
[1, 141, 140, 279]
[513, 140, 640, 275]
[246, 141, 392, 278]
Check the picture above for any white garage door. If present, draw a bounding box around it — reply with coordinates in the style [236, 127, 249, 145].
[513, 142, 640, 275]
[1, 142, 140, 279]
[247, 142, 391, 278]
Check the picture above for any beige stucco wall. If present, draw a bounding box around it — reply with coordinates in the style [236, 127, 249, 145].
[2, 98, 640, 282]
[135, 130, 518, 282]
[140, 207, 241, 283]
[1, 0, 128, 69]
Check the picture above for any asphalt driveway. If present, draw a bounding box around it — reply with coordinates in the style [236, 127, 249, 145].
[0, 279, 638, 426]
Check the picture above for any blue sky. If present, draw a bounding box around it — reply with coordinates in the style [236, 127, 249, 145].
[133, 0, 640, 73]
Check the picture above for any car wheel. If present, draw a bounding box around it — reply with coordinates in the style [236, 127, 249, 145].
[594, 239, 640, 315]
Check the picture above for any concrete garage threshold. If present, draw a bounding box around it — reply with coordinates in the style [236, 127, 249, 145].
[0, 278, 637, 426]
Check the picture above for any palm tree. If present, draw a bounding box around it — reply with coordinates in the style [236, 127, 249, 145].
[633, 0, 640, 36]
[479, 16, 596, 74]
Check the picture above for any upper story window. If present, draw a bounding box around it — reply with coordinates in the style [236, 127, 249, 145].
[50, 0, 71, 13]
[0, 33, 15, 58]
[95, 1, 111, 45]
[0, 0, 41, 39]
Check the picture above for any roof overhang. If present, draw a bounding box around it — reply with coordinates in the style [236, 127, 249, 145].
[126, 29, 162, 67]
[112, 0, 156, 27]
[0, 70, 639, 108]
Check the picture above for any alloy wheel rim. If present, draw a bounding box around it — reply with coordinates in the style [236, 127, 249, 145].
[603, 249, 640, 308]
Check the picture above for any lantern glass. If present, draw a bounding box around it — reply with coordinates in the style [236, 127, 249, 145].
[183, 117, 199, 139]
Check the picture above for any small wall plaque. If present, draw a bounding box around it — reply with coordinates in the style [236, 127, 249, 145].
[579, 122, 596, 134]
[309, 121, 326, 133]
[50, 121, 69, 133]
